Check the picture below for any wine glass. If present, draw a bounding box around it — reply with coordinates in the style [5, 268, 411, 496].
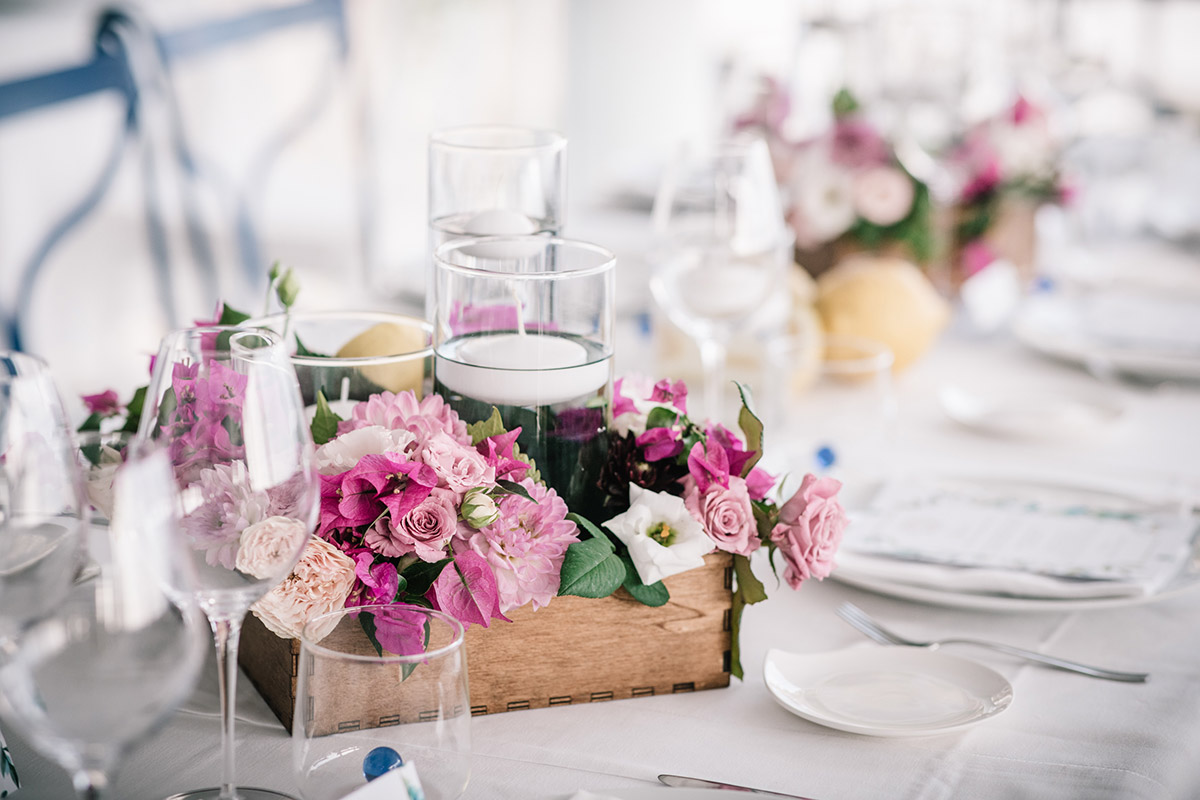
[293, 604, 471, 800]
[649, 135, 791, 424]
[0, 352, 88, 645]
[137, 326, 320, 800]
[0, 441, 209, 799]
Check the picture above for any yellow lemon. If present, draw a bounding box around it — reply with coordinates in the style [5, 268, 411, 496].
[815, 255, 949, 371]
[335, 322, 429, 395]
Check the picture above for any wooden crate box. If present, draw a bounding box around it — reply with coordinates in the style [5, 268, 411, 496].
[239, 552, 734, 733]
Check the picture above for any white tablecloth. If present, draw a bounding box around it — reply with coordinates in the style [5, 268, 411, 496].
[7, 326, 1200, 800]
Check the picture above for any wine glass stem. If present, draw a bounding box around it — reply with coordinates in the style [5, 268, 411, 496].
[72, 768, 109, 800]
[211, 614, 244, 800]
[698, 338, 728, 425]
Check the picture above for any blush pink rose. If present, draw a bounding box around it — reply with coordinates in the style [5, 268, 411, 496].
[365, 487, 459, 562]
[250, 538, 356, 641]
[769, 474, 847, 589]
[682, 474, 759, 556]
[420, 432, 495, 495]
[234, 516, 310, 579]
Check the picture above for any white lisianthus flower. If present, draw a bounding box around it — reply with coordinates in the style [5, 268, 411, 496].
[313, 425, 414, 475]
[788, 158, 857, 247]
[852, 166, 915, 226]
[606, 485, 713, 585]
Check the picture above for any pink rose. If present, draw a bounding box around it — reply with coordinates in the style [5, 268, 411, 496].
[682, 474, 759, 556]
[250, 538, 356, 641]
[421, 432, 495, 495]
[769, 474, 847, 589]
[366, 487, 459, 562]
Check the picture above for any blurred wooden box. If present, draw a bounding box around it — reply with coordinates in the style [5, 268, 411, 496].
[239, 553, 734, 733]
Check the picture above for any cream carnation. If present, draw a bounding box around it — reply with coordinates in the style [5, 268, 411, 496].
[250, 538, 356, 641]
[235, 516, 311, 579]
[852, 166, 914, 227]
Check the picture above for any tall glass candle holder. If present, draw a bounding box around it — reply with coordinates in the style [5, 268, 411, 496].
[433, 236, 614, 519]
[427, 126, 567, 314]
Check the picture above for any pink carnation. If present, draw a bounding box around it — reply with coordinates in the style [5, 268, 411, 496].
[250, 538, 356, 641]
[421, 432, 495, 496]
[468, 479, 578, 613]
[682, 474, 759, 556]
[339, 391, 469, 449]
[769, 474, 847, 589]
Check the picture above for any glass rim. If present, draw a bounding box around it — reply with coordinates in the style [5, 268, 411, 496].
[161, 324, 286, 351]
[429, 124, 566, 154]
[820, 333, 895, 375]
[434, 236, 616, 280]
[299, 603, 466, 664]
[247, 311, 433, 367]
[0, 350, 50, 380]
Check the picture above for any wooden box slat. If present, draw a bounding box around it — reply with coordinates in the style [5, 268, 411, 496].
[239, 552, 733, 733]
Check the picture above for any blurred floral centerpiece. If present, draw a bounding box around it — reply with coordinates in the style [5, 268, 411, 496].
[949, 95, 1070, 286]
[736, 86, 935, 278]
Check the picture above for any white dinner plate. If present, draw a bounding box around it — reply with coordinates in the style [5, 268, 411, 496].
[1012, 295, 1200, 382]
[764, 646, 1013, 737]
[939, 385, 1125, 441]
[832, 473, 1200, 613]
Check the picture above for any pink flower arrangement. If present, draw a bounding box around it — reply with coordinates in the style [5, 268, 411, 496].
[253, 388, 579, 648]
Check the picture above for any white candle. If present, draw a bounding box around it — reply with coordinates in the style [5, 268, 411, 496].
[436, 333, 609, 407]
[460, 208, 545, 259]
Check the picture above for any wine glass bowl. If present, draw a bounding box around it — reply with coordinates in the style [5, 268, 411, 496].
[0, 352, 88, 641]
[0, 442, 208, 799]
[138, 325, 320, 800]
[649, 135, 791, 424]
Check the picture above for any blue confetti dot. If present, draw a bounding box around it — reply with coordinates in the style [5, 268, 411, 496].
[363, 746, 404, 782]
[815, 445, 837, 470]
[1033, 276, 1055, 293]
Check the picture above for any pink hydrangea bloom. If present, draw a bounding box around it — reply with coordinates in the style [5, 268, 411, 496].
[339, 391, 469, 449]
[468, 478, 578, 613]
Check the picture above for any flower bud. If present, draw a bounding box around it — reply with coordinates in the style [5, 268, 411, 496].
[461, 487, 500, 529]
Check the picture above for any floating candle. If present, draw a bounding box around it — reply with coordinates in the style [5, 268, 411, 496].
[459, 209, 545, 259]
[435, 332, 609, 408]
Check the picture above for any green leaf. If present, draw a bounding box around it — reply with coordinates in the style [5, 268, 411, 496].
[729, 588, 747, 680]
[733, 553, 767, 605]
[645, 405, 680, 430]
[495, 479, 537, 503]
[619, 553, 670, 607]
[400, 558, 452, 597]
[218, 304, 251, 325]
[466, 408, 507, 446]
[734, 383, 763, 478]
[751, 500, 775, 541]
[77, 412, 102, 433]
[359, 612, 385, 658]
[557, 537, 625, 598]
[566, 512, 614, 548]
[514, 449, 541, 484]
[119, 386, 148, 434]
[832, 87, 859, 118]
[294, 333, 323, 358]
[310, 390, 343, 445]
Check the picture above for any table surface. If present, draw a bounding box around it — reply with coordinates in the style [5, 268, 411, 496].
[7, 317, 1200, 800]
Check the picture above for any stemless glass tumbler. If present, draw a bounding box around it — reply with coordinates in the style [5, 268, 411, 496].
[293, 604, 471, 800]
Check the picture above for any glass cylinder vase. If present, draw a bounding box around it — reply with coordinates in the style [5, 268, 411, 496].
[432, 236, 614, 519]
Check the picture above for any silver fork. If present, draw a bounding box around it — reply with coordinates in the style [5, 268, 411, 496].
[836, 602, 1149, 683]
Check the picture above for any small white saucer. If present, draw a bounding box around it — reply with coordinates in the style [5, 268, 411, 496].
[939, 385, 1124, 440]
[764, 646, 1013, 737]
